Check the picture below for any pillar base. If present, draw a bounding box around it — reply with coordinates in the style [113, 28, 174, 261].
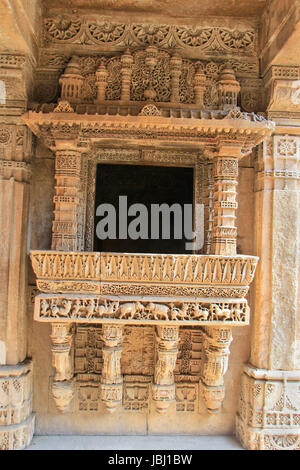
[236, 364, 300, 450]
[0, 361, 35, 449]
[0, 414, 35, 450]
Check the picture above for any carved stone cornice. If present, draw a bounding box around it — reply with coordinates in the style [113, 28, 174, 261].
[23, 110, 274, 154]
[42, 17, 257, 58]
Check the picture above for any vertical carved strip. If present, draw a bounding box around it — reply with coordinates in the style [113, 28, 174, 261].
[152, 326, 179, 413]
[50, 323, 74, 413]
[95, 62, 108, 102]
[170, 53, 182, 103]
[101, 324, 123, 413]
[202, 160, 214, 254]
[200, 326, 232, 413]
[120, 49, 133, 101]
[52, 149, 82, 251]
[211, 156, 239, 256]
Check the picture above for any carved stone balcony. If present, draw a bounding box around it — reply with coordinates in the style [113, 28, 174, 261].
[30, 250, 258, 415]
[31, 250, 257, 326]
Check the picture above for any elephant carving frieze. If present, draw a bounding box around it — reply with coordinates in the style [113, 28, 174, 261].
[34, 294, 249, 325]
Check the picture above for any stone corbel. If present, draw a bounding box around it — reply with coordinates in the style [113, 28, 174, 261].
[152, 326, 179, 414]
[50, 323, 74, 413]
[100, 324, 123, 413]
[200, 326, 233, 413]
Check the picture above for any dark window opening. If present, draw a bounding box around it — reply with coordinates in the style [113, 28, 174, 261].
[94, 163, 194, 254]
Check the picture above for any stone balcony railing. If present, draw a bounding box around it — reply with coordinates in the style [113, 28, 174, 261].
[30, 250, 258, 326]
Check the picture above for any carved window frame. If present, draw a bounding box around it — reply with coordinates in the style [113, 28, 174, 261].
[82, 147, 205, 253]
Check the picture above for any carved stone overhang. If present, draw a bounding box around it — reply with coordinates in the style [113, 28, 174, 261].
[23, 107, 274, 153]
[31, 250, 258, 326]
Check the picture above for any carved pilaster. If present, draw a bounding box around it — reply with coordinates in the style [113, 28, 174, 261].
[95, 62, 108, 103]
[170, 53, 182, 103]
[152, 326, 179, 414]
[211, 155, 239, 256]
[52, 148, 83, 251]
[200, 326, 233, 413]
[251, 133, 300, 371]
[50, 323, 74, 413]
[202, 160, 214, 254]
[120, 49, 133, 101]
[193, 67, 206, 107]
[100, 324, 123, 413]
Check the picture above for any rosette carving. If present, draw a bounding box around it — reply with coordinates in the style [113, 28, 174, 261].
[132, 24, 170, 45]
[87, 22, 126, 43]
[44, 16, 82, 42]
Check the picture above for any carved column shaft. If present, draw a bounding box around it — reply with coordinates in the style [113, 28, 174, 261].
[211, 155, 239, 256]
[50, 323, 74, 382]
[0, 56, 35, 449]
[50, 323, 74, 413]
[52, 148, 83, 251]
[152, 326, 179, 414]
[202, 160, 214, 254]
[170, 53, 182, 103]
[201, 326, 232, 413]
[236, 72, 300, 449]
[250, 134, 300, 370]
[120, 50, 133, 101]
[0, 124, 31, 365]
[101, 324, 123, 412]
[95, 63, 108, 102]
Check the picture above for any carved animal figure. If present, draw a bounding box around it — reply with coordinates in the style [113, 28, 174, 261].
[70, 299, 82, 318]
[58, 299, 72, 317]
[170, 304, 188, 320]
[118, 302, 143, 319]
[105, 301, 119, 317]
[210, 304, 232, 321]
[95, 301, 107, 318]
[232, 305, 245, 322]
[147, 302, 170, 320]
[191, 304, 209, 321]
[50, 300, 60, 318]
[85, 299, 96, 319]
[40, 299, 50, 317]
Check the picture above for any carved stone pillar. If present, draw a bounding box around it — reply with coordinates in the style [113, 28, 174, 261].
[202, 159, 214, 254]
[95, 62, 108, 102]
[50, 323, 74, 413]
[236, 128, 300, 449]
[52, 148, 83, 251]
[170, 53, 182, 103]
[0, 54, 35, 449]
[211, 152, 239, 256]
[200, 326, 233, 413]
[152, 326, 179, 414]
[100, 324, 123, 413]
[120, 49, 133, 101]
